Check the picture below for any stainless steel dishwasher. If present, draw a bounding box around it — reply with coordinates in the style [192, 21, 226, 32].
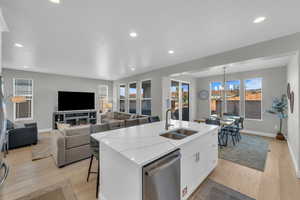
[143, 150, 181, 200]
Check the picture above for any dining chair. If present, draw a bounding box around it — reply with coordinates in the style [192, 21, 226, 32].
[223, 124, 240, 146]
[205, 119, 226, 146]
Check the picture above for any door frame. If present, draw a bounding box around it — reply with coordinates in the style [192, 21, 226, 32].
[169, 79, 191, 121]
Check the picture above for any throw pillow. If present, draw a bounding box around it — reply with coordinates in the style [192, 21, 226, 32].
[57, 123, 70, 131]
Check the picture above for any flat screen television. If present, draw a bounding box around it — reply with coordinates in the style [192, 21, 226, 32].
[58, 91, 95, 111]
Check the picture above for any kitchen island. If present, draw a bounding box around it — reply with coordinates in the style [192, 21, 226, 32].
[92, 120, 218, 200]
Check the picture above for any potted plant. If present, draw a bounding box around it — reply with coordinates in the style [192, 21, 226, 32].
[266, 94, 288, 140]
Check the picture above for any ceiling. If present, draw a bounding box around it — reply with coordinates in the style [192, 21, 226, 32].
[1, 0, 300, 80]
[182, 55, 292, 78]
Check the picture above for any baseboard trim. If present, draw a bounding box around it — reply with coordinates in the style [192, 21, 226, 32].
[287, 140, 300, 178]
[38, 128, 52, 133]
[241, 129, 276, 138]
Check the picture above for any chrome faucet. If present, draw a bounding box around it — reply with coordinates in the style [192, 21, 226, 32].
[165, 108, 173, 130]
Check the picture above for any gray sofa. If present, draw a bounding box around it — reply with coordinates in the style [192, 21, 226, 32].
[101, 111, 148, 124]
[51, 125, 92, 167]
[51, 112, 152, 167]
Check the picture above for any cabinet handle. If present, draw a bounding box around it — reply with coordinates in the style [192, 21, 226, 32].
[195, 152, 200, 162]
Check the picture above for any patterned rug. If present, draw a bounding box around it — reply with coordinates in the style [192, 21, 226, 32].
[15, 180, 78, 200]
[190, 179, 255, 200]
[219, 133, 269, 171]
[31, 135, 52, 161]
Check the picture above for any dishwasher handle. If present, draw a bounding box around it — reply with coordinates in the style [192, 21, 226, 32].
[145, 154, 181, 177]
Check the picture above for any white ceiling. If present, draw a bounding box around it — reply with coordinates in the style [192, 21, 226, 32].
[184, 55, 291, 78]
[2, 0, 300, 80]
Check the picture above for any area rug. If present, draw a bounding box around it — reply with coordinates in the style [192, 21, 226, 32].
[190, 179, 255, 200]
[15, 180, 78, 200]
[219, 133, 269, 171]
[31, 135, 52, 161]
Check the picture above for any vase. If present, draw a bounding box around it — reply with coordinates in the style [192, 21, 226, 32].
[276, 132, 285, 140]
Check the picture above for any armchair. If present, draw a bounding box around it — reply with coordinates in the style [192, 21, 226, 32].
[8, 122, 38, 149]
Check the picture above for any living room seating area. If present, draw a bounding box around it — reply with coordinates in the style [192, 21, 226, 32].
[51, 112, 159, 167]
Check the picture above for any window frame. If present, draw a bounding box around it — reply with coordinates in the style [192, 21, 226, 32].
[225, 80, 241, 116]
[99, 84, 109, 113]
[128, 81, 137, 114]
[209, 81, 223, 116]
[169, 79, 191, 121]
[243, 77, 263, 121]
[140, 79, 152, 115]
[119, 83, 126, 112]
[13, 78, 34, 121]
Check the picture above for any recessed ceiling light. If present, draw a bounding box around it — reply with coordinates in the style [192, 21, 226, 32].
[23, 66, 29, 69]
[131, 67, 136, 71]
[168, 50, 175, 54]
[49, 0, 60, 4]
[253, 16, 266, 24]
[14, 43, 24, 48]
[129, 32, 138, 38]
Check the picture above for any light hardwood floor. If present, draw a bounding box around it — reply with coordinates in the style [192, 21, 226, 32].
[0, 136, 300, 200]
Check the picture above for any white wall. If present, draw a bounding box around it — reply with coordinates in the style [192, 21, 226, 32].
[0, 9, 8, 75]
[3, 69, 114, 131]
[0, 32, 2, 75]
[286, 54, 300, 177]
[196, 67, 287, 136]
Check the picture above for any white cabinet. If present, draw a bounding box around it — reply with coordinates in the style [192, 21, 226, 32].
[180, 130, 218, 200]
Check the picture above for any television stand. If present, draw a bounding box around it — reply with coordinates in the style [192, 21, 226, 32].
[53, 110, 97, 129]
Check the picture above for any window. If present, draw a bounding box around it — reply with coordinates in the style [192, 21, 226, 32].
[244, 78, 262, 120]
[14, 79, 33, 121]
[128, 82, 137, 113]
[225, 80, 240, 115]
[99, 85, 111, 113]
[210, 82, 222, 115]
[119, 84, 126, 112]
[141, 80, 151, 115]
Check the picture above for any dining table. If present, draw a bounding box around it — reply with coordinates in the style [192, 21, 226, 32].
[194, 115, 240, 127]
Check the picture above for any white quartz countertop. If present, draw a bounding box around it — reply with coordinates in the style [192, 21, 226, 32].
[92, 120, 218, 166]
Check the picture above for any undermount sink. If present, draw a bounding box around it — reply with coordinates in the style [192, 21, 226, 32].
[160, 128, 198, 140]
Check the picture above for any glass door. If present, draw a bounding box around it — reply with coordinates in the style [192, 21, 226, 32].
[171, 81, 180, 120]
[170, 80, 190, 121]
[182, 82, 190, 121]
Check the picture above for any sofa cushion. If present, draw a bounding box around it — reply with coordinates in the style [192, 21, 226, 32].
[129, 114, 137, 119]
[102, 118, 123, 124]
[118, 113, 131, 120]
[57, 123, 70, 131]
[63, 125, 90, 136]
[14, 122, 25, 129]
[65, 144, 91, 164]
[91, 123, 110, 133]
[138, 117, 149, 125]
[106, 112, 114, 119]
[125, 118, 139, 127]
[65, 133, 90, 149]
[109, 120, 125, 130]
